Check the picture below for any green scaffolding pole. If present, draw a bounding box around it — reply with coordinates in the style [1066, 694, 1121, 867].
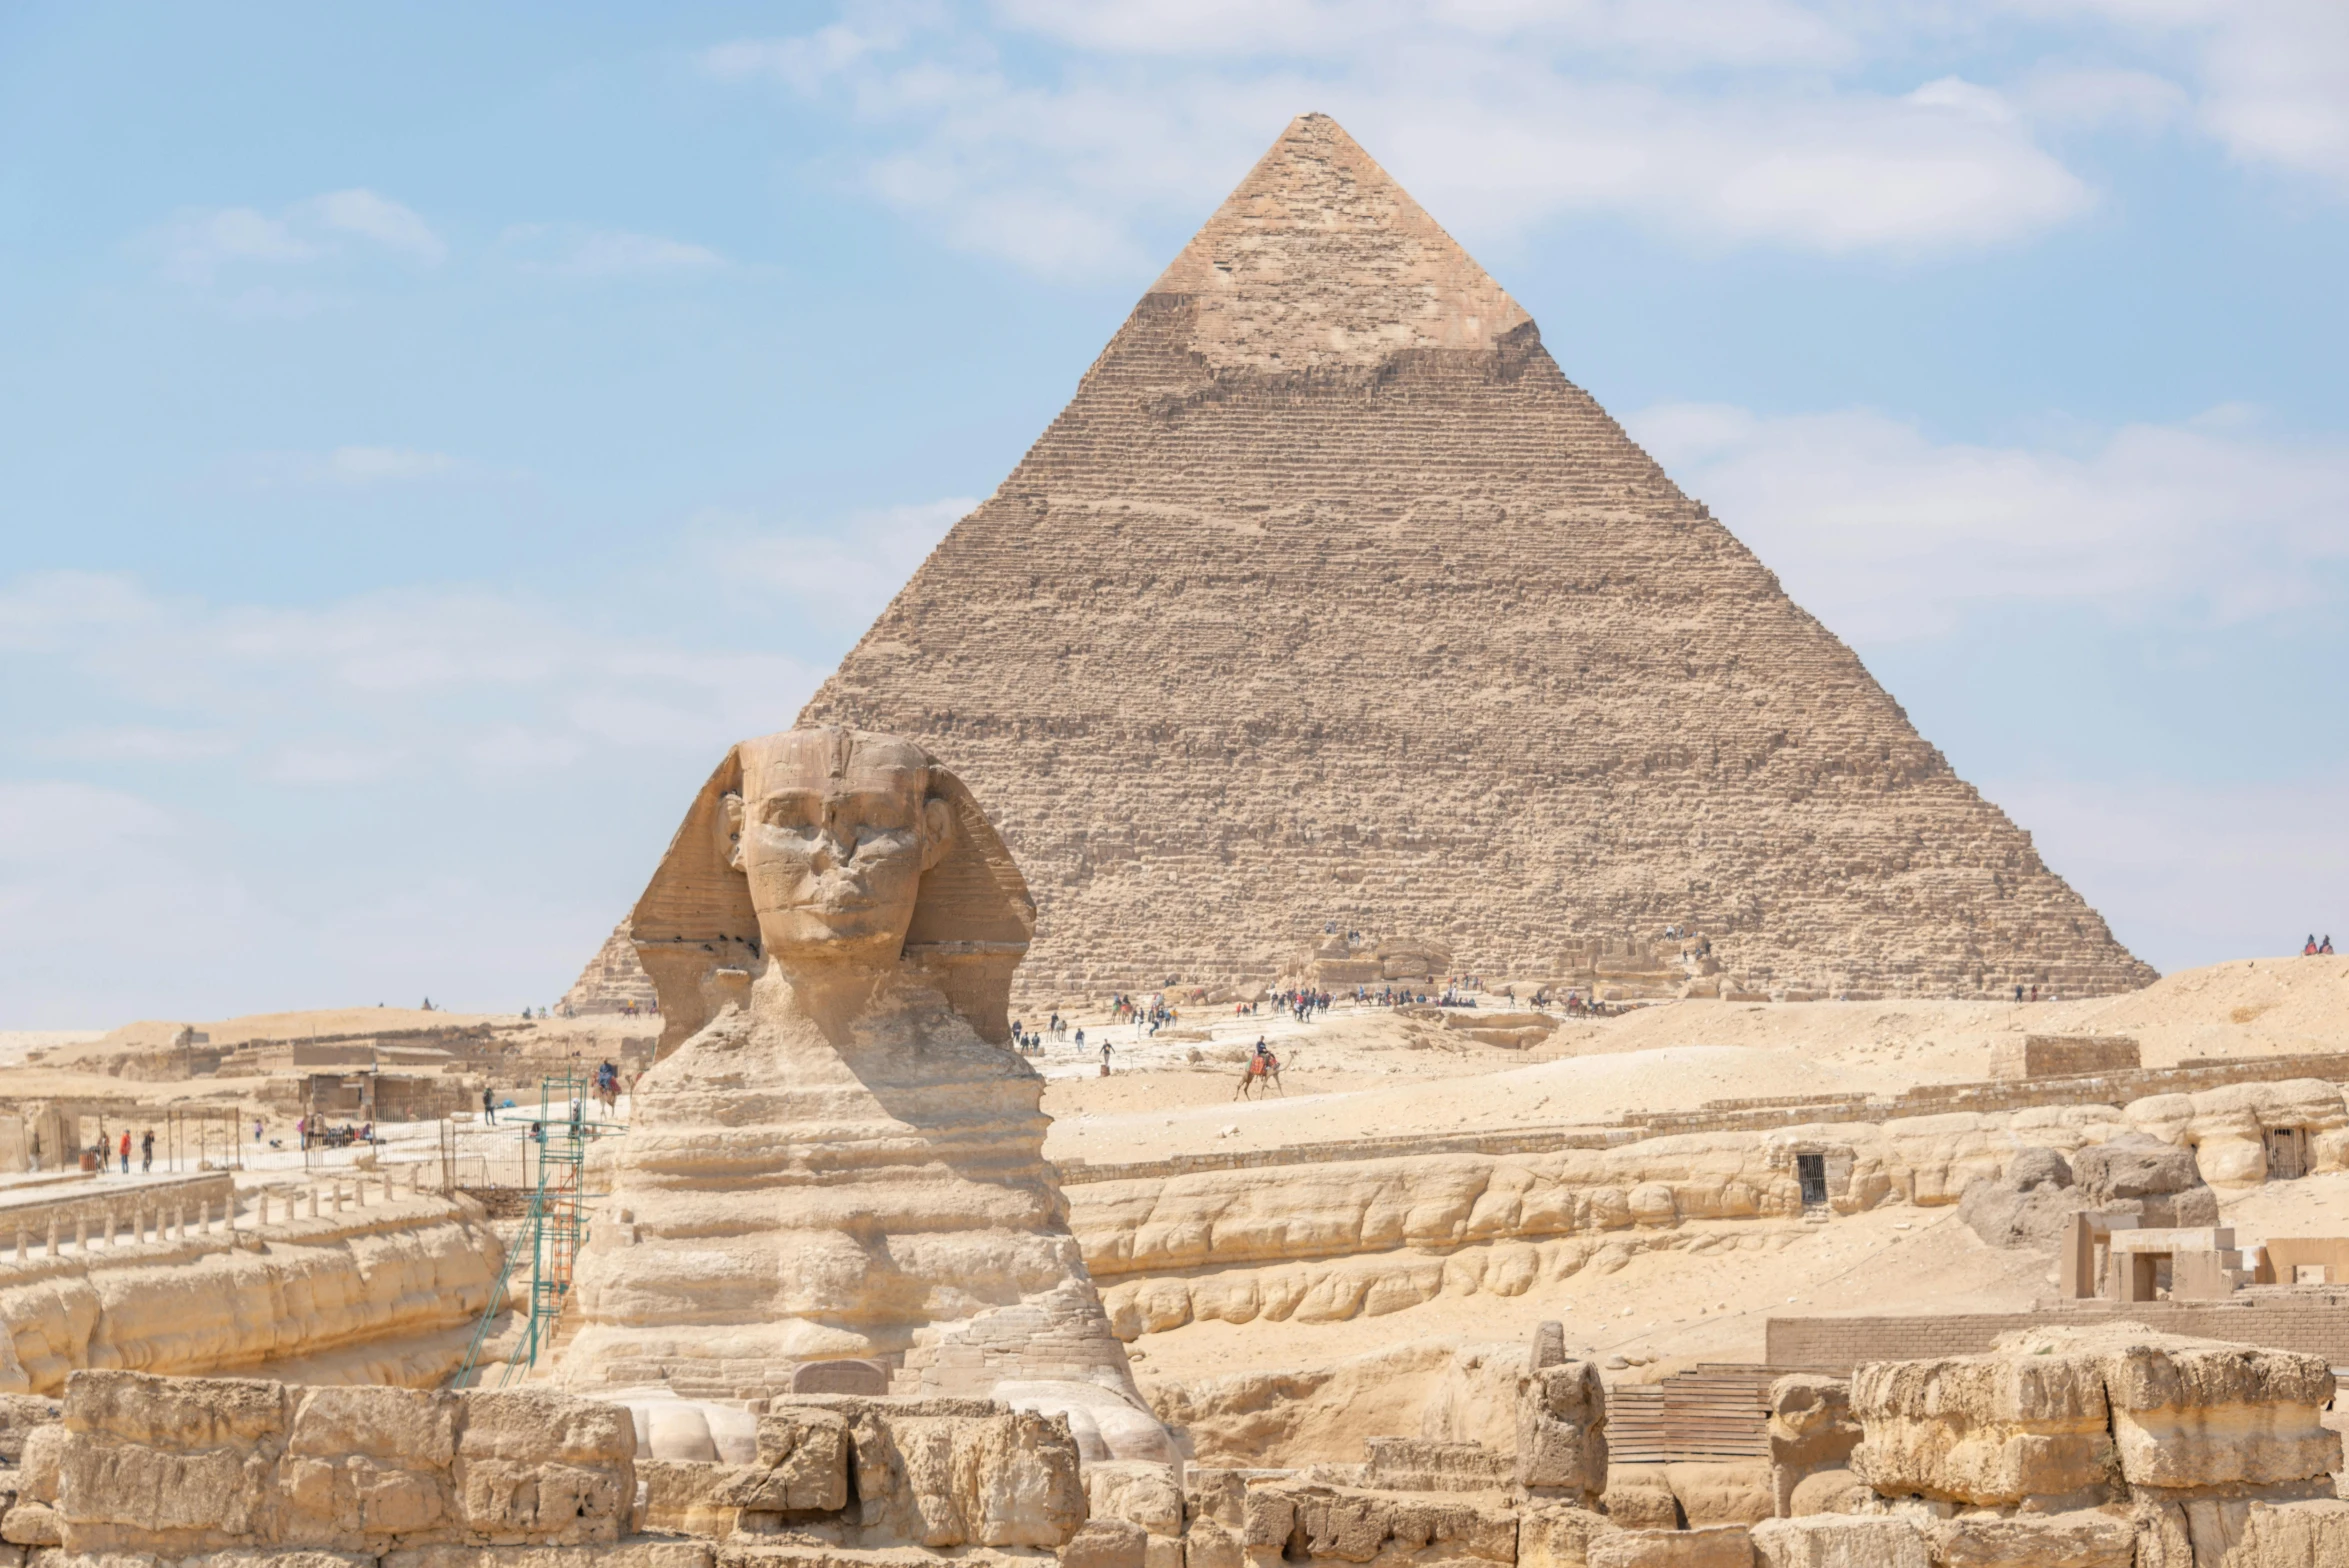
[453, 1066, 624, 1388]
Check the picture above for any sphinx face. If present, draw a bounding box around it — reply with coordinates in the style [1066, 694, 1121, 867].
[729, 730, 950, 965]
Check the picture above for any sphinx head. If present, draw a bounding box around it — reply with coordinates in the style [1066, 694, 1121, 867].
[632, 725, 1035, 1050]
[720, 728, 956, 967]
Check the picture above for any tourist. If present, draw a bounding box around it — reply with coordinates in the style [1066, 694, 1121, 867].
[252, 1117, 263, 1143]
[1074, 1027, 1085, 1053]
[296, 1115, 308, 1151]
[140, 1128, 154, 1173]
[118, 1129, 131, 1174]
[1099, 1038, 1115, 1076]
[2305, 935, 2319, 956]
[482, 1086, 496, 1125]
[27, 1129, 39, 1173]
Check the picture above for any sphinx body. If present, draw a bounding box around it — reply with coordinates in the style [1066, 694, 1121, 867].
[556, 727, 1165, 1461]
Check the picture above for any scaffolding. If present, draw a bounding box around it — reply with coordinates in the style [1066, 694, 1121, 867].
[452, 1067, 621, 1388]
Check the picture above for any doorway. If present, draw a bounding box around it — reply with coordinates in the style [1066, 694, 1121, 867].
[2266, 1127, 2308, 1181]
[1796, 1153, 1829, 1209]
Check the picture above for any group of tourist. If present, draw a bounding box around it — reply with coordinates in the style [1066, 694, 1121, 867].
[2303, 934, 2336, 955]
[295, 1117, 376, 1151]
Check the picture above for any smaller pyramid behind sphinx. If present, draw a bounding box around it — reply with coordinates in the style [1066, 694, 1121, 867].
[555, 725, 1169, 1463]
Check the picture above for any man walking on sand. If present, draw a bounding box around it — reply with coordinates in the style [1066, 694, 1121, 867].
[1099, 1038, 1115, 1077]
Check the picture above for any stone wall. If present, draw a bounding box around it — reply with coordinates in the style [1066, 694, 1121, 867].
[1767, 1293, 2349, 1373]
[1065, 1073, 2349, 1337]
[0, 1189, 502, 1395]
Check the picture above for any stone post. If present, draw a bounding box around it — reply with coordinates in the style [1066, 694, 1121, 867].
[355, 1176, 368, 1209]
[46, 1217, 58, 1258]
[104, 1208, 117, 1246]
[74, 1215, 86, 1252]
[308, 1186, 319, 1219]
[172, 1204, 185, 1241]
[15, 1227, 25, 1263]
[257, 1191, 269, 1225]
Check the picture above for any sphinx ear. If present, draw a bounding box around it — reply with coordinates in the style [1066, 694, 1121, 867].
[920, 795, 954, 871]
[718, 792, 746, 872]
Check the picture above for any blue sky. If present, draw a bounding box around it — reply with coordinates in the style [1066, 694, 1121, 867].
[3, 1, 2346, 1025]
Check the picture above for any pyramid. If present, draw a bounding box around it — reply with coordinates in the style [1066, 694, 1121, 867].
[799, 114, 2155, 1002]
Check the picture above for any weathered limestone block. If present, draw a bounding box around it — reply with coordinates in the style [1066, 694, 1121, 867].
[2105, 1346, 2339, 1492]
[1849, 1350, 2115, 1507]
[1781, 1472, 1867, 1519]
[1243, 1484, 1514, 1568]
[1064, 1517, 1149, 1568]
[1661, 1466, 1771, 1529]
[0, 1402, 59, 1468]
[1516, 1505, 1617, 1568]
[1599, 1468, 1679, 1532]
[718, 1409, 850, 1514]
[2218, 1499, 2349, 1566]
[814, 1398, 1083, 1550]
[633, 1460, 746, 1538]
[1584, 1526, 1751, 1568]
[1924, 1510, 2134, 1567]
[55, 1372, 286, 1551]
[1087, 1462, 1183, 1538]
[0, 1503, 57, 1547]
[1747, 1516, 1929, 1568]
[1184, 1517, 1245, 1568]
[384, 1548, 714, 1568]
[1764, 1379, 1858, 1520]
[1363, 1440, 1513, 1495]
[1517, 1363, 1606, 1502]
[454, 1390, 634, 1548]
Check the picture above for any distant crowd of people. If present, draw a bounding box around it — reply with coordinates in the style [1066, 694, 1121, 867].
[2304, 934, 2335, 956]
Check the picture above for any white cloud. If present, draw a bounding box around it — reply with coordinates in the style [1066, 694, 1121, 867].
[151, 188, 447, 287]
[2021, 0, 2349, 189]
[708, 8, 2097, 277]
[1626, 402, 2349, 642]
[156, 207, 320, 285]
[498, 224, 730, 278]
[314, 189, 447, 264]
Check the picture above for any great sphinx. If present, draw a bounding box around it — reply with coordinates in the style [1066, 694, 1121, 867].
[558, 725, 1168, 1461]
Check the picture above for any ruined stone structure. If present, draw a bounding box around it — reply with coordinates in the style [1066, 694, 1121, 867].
[799, 113, 2155, 1004]
[570, 727, 1167, 1463]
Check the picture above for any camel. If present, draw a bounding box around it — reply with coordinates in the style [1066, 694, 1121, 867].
[1235, 1052, 1284, 1099]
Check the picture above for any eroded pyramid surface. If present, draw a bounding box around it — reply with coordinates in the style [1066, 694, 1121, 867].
[801, 114, 2153, 1001]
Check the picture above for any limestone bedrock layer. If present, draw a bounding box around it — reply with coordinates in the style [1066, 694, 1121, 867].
[560, 726, 1169, 1464]
[800, 112, 2153, 1003]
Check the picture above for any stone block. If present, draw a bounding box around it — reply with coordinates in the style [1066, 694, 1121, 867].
[1928, 1510, 2133, 1566]
[1585, 1526, 1751, 1568]
[1748, 1516, 1929, 1568]
[383, 1546, 716, 1568]
[289, 1386, 459, 1469]
[1662, 1465, 1770, 1529]
[2094, 1340, 2339, 1489]
[1184, 1517, 1243, 1568]
[724, 1409, 849, 1513]
[1365, 1439, 1513, 1495]
[0, 1505, 58, 1548]
[1517, 1505, 1616, 1568]
[0, 1404, 59, 1469]
[1599, 1467, 1678, 1532]
[1782, 1472, 1867, 1519]
[61, 1372, 285, 1450]
[1087, 1462, 1183, 1538]
[1062, 1518, 1148, 1568]
[1849, 1351, 2113, 1506]
[2221, 1499, 2349, 1566]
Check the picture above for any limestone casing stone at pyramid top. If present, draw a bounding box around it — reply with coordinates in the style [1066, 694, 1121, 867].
[1149, 112, 1532, 371]
[562, 726, 1168, 1464]
[794, 113, 2155, 1002]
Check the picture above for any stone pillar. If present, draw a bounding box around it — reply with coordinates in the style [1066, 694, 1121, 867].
[332, 1182, 344, 1215]
[46, 1217, 58, 1258]
[74, 1215, 86, 1252]
[257, 1191, 270, 1225]
[355, 1176, 368, 1208]
[308, 1186, 320, 1219]
[15, 1227, 26, 1263]
[172, 1205, 185, 1241]
[104, 1208, 117, 1247]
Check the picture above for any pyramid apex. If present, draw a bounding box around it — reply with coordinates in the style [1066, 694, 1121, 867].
[1148, 114, 1530, 371]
